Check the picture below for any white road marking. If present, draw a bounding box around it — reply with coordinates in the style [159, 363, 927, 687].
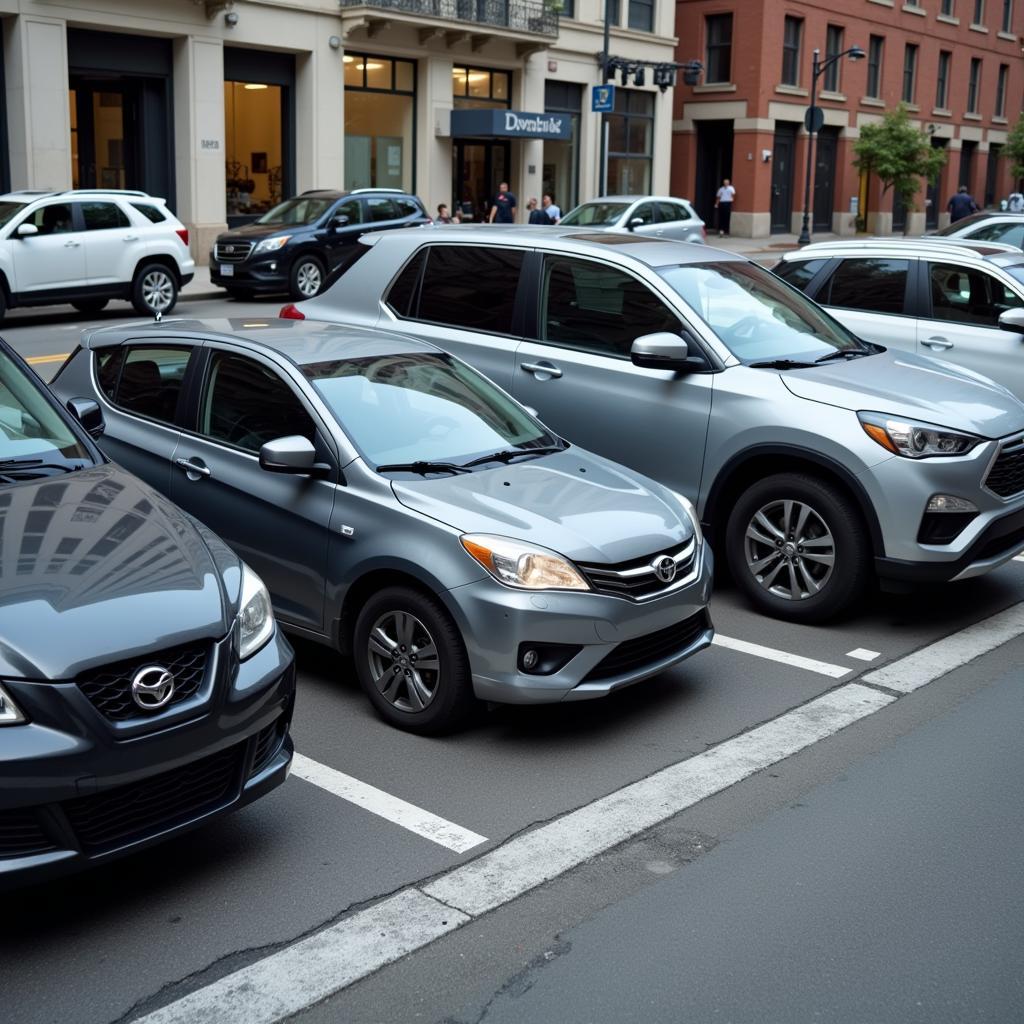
[133, 889, 468, 1024]
[290, 752, 487, 854]
[862, 603, 1024, 693]
[846, 648, 881, 662]
[713, 634, 851, 678]
[1013, 554, 1024, 562]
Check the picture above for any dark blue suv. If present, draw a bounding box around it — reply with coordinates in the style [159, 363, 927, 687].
[210, 188, 430, 301]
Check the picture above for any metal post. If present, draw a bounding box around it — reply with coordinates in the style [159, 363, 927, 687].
[798, 49, 819, 246]
[597, 0, 612, 197]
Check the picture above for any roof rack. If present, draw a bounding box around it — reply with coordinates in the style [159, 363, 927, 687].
[58, 188, 151, 198]
[348, 187, 405, 194]
[798, 237, 1019, 258]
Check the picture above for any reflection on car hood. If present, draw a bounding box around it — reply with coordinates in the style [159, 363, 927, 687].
[0, 465, 236, 679]
[391, 448, 692, 564]
[216, 223, 298, 242]
[780, 350, 1024, 437]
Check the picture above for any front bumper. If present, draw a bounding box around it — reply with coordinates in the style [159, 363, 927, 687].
[445, 545, 715, 704]
[0, 629, 295, 890]
[209, 251, 292, 292]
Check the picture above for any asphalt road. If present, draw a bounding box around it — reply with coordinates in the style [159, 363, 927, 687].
[3, 291, 1023, 1024]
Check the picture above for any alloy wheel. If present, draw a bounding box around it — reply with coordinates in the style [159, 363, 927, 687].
[366, 610, 441, 713]
[295, 261, 322, 297]
[142, 270, 174, 311]
[743, 499, 835, 601]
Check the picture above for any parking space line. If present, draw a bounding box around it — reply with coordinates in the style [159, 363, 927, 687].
[1014, 555, 1024, 562]
[712, 634, 851, 678]
[290, 752, 487, 854]
[846, 648, 881, 662]
[25, 352, 70, 365]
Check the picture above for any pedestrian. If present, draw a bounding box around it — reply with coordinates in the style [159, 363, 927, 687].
[526, 198, 549, 225]
[714, 177, 735, 237]
[488, 181, 517, 224]
[542, 194, 561, 223]
[1008, 190, 1024, 214]
[947, 185, 980, 222]
[436, 203, 453, 224]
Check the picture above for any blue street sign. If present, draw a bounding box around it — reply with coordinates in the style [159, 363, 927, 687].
[592, 84, 615, 113]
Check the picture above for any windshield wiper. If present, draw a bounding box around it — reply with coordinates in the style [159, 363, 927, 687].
[814, 349, 871, 364]
[748, 359, 816, 370]
[461, 445, 566, 468]
[0, 458, 86, 476]
[376, 460, 471, 476]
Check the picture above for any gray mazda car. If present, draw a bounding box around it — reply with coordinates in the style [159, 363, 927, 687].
[51, 318, 713, 734]
[0, 338, 294, 889]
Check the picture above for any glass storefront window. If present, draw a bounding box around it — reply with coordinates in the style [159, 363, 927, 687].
[224, 81, 283, 216]
[607, 89, 653, 195]
[543, 81, 582, 214]
[452, 66, 512, 109]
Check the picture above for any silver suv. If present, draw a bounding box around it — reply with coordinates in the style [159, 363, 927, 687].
[287, 226, 1024, 622]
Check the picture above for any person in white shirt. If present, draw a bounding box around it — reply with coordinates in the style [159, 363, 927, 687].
[715, 178, 736, 237]
[542, 194, 561, 224]
[1008, 191, 1024, 214]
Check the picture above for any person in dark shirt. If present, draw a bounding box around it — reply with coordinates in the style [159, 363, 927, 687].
[488, 182, 517, 224]
[526, 198, 549, 224]
[948, 186, 980, 222]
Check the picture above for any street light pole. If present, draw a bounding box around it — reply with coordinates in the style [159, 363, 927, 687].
[597, 0, 612, 196]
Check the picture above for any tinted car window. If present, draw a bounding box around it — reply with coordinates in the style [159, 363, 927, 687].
[825, 258, 909, 315]
[115, 346, 191, 424]
[386, 249, 426, 318]
[656, 202, 685, 223]
[631, 203, 657, 226]
[541, 256, 680, 358]
[28, 203, 74, 235]
[81, 202, 130, 230]
[96, 349, 124, 401]
[335, 197, 362, 225]
[131, 203, 167, 224]
[200, 352, 316, 453]
[367, 198, 399, 222]
[774, 258, 828, 293]
[416, 246, 523, 334]
[968, 222, 1024, 248]
[396, 198, 422, 218]
[928, 262, 1024, 327]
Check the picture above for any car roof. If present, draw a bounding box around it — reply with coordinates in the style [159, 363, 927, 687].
[576, 195, 691, 205]
[784, 238, 1020, 261]
[0, 188, 164, 203]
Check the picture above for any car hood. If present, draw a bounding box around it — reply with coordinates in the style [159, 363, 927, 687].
[0, 464, 239, 679]
[216, 222, 306, 242]
[780, 349, 1024, 438]
[391, 448, 692, 564]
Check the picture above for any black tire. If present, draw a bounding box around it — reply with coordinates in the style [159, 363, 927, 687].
[725, 472, 870, 623]
[131, 263, 178, 316]
[288, 255, 325, 300]
[0, 289, 7, 323]
[71, 298, 108, 315]
[353, 586, 475, 734]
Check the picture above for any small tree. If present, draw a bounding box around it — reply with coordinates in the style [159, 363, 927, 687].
[853, 105, 947, 233]
[1004, 117, 1024, 188]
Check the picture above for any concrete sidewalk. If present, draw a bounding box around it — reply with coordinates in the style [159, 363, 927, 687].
[181, 264, 222, 301]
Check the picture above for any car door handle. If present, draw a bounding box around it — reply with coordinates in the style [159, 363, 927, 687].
[123, 234, 138, 242]
[922, 337, 954, 350]
[174, 457, 212, 478]
[521, 361, 563, 379]
[63, 240, 81, 248]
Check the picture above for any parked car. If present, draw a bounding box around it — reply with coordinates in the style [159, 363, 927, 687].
[927, 212, 1024, 249]
[283, 226, 1024, 622]
[0, 337, 293, 888]
[51, 318, 714, 733]
[0, 188, 194, 320]
[774, 238, 1024, 399]
[558, 196, 705, 244]
[210, 188, 430, 301]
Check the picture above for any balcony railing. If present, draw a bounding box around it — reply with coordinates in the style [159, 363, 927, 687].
[339, 0, 559, 38]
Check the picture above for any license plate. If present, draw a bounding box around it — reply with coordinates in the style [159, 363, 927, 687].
[220, 263, 234, 277]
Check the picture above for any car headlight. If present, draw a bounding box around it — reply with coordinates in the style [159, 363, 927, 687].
[668, 490, 703, 546]
[236, 563, 275, 659]
[858, 412, 982, 459]
[0, 682, 26, 726]
[461, 534, 590, 591]
[254, 235, 291, 254]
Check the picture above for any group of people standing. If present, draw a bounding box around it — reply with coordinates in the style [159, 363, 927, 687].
[435, 183, 561, 226]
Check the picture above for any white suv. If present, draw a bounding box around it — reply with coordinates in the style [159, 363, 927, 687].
[0, 189, 194, 320]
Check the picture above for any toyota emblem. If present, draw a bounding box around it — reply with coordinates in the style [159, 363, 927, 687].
[130, 665, 176, 711]
[653, 555, 677, 584]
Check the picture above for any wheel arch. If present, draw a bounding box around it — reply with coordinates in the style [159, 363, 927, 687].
[132, 254, 183, 286]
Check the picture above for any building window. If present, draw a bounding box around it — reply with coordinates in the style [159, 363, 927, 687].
[544, 81, 582, 214]
[973, 0, 985, 24]
[606, 0, 619, 24]
[560, 0, 575, 15]
[224, 82, 284, 216]
[867, 35, 884, 98]
[902, 43, 918, 103]
[705, 14, 733, 83]
[628, 0, 653, 32]
[996, 63, 1009, 116]
[1002, 0, 1013, 30]
[967, 57, 982, 112]
[941, 0, 955, 13]
[823, 25, 843, 92]
[344, 54, 416, 192]
[607, 89, 653, 194]
[936, 51, 952, 108]
[452, 65, 511, 109]
[782, 17, 803, 86]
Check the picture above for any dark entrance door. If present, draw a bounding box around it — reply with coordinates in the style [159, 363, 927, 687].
[770, 124, 797, 234]
[960, 141, 976, 190]
[694, 120, 733, 224]
[812, 128, 837, 232]
[453, 140, 511, 222]
[985, 145, 1001, 207]
[926, 138, 946, 229]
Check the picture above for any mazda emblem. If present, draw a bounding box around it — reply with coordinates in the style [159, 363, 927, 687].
[130, 665, 176, 711]
[652, 555, 677, 584]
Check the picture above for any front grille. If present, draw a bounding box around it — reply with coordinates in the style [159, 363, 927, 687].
[215, 240, 254, 263]
[0, 809, 57, 859]
[77, 642, 209, 722]
[250, 716, 286, 777]
[986, 438, 1024, 498]
[577, 540, 696, 600]
[583, 610, 710, 682]
[63, 744, 243, 852]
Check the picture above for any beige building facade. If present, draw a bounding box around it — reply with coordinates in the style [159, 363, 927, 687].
[0, 0, 678, 262]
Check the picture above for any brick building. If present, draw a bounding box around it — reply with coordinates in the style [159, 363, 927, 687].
[671, 0, 1024, 237]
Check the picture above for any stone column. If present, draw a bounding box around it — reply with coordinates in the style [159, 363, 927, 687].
[295, 45, 344, 192]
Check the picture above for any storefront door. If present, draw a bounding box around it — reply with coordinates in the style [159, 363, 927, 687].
[453, 140, 510, 222]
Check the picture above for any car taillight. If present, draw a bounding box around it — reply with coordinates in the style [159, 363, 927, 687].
[279, 303, 305, 320]
[176, 228, 189, 246]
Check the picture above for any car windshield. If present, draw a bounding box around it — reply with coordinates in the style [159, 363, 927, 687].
[302, 351, 558, 469]
[559, 202, 629, 227]
[1001, 264, 1024, 290]
[0, 349, 91, 474]
[659, 261, 864, 364]
[0, 201, 26, 230]
[256, 197, 334, 226]
[933, 212, 992, 236]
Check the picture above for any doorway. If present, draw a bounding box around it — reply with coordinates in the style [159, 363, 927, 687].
[812, 128, 838, 232]
[770, 124, 797, 234]
[926, 138, 946, 229]
[694, 120, 733, 224]
[985, 145, 1001, 207]
[70, 79, 137, 191]
[452, 140, 510, 222]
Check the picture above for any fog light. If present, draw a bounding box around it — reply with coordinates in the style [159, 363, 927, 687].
[926, 494, 978, 513]
[269, 261, 277, 271]
[517, 642, 582, 675]
[522, 649, 539, 671]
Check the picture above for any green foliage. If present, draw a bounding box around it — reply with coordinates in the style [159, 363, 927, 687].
[853, 104, 947, 215]
[1005, 117, 1024, 181]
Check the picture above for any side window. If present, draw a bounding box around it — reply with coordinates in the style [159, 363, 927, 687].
[396, 198, 422, 218]
[367, 198, 398, 223]
[115, 346, 192, 425]
[335, 198, 362, 224]
[774, 258, 828, 293]
[200, 352, 316, 453]
[539, 256, 680, 358]
[825, 258, 909, 315]
[80, 202, 130, 231]
[386, 249, 427, 318]
[656, 202, 685, 223]
[631, 202, 657, 226]
[131, 203, 167, 224]
[96, 349, 124, 401]
[27, 203, 74, 235]
[928, 262, 1024, 327]
[416, 245, 524, 334]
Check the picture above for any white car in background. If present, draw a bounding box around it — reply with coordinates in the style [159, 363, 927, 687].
[0, 189, 194, 320]
[558, 195, 706, 244]
[928, 212, 1024, 250]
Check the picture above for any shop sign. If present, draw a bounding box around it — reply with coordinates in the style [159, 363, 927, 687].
[449, 109, 572, 140]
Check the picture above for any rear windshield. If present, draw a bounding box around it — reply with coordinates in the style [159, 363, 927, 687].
[257, 197, 334, 226]
[559, 202, 629, 227]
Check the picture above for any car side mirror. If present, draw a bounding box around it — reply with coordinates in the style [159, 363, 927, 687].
[628, 217, 644, 231]
[66, 397, 104, 438]
[998, 308, 1024, 333]
[259, 435, 319, 474]
[15, 222, 38, 238]
[631, 332, 700, 372]
[330, 214, 350, 231]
